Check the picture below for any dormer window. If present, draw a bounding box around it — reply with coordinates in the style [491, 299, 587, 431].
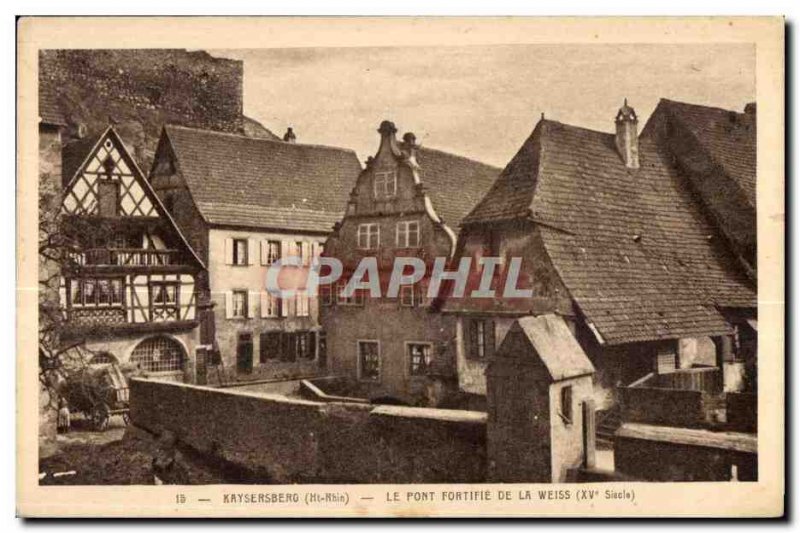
[374, 169, 397, 198]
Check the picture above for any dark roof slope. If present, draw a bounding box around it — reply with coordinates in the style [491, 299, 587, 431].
[661, 99, 756, 207]
[414, 147, 501, 227]
[61, 131, 106, 186]
[242, 115, 281, 141]
[38, 84, 67, 126]
[163, 125, 363, 233]
[460, 117, 755, 345]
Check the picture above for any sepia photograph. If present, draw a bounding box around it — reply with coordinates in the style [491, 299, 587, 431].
[16, 16, 784, 518]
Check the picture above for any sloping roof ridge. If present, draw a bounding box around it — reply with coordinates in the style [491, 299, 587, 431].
[660, 97, 749, 118]
[417, 144, 502, 171]
[165, 123, 361, 157]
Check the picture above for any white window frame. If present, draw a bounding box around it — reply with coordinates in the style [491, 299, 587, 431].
[373, 169, 397, 198]
[357, 340, 381, 382]
[232, 238, 248, 266]
[399, 284, 419, 307]
[261, 291, 279, 318]
[396, 220, 420, 248]
[231, 290, 248, 319]
[406, 341, 433, 377]
[357, 223, 380, 250]
[262, 240, 281, 266]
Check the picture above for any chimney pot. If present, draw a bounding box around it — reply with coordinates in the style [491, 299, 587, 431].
[283, 127, 296, 143]
[615, 99, 639, 169]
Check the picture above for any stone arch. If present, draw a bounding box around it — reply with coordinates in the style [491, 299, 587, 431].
[129, 335, 186, 373]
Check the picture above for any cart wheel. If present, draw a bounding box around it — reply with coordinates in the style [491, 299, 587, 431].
[122, 412, 130, 426]
[91, 404, 109, 431]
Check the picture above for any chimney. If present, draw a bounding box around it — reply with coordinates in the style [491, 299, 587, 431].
[614, 99, 639, 169]
[283, 127, 296, 143]
[378, 120, 397, 140]
[744, 102, 756, 116]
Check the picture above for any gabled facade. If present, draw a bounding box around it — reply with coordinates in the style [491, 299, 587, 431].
[58, 127, 204, 382]
[148, 125, 363, 382]
[321, 121, 500, 406]
[441, 99, 757, 411]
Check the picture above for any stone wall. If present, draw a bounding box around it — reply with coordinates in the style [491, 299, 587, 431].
[620, 385, 709, 428]
[40, 49, 245, 171]
[130, 378, 487, 483]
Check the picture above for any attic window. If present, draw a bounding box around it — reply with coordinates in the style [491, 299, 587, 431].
[374, 169, 397, 198]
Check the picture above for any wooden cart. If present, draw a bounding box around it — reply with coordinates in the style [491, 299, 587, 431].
[63, 363, 130, 431]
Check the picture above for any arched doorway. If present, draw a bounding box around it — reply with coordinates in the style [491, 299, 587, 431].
[130, 336, 185, 374]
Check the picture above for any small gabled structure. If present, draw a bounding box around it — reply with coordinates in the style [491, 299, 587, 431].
[58, 126, 204, 382]
[487, 315, 595, 483]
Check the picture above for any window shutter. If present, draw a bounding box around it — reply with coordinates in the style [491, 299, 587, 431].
[301, 242, 310, 265]
[225, 291, 233, 319]
[260, 240, 269, 265]
[281, 240, 290, 263]
[309, 331, 317, 358]
[468, 320, 478, 359]
[224, 238, 233, 266]
[247, 239, 257, 266]
[280, 295, 289, 317]
[260, 292, 270, 317]
[311, 241, 321, 260]
[486, 320, 497, 358]
[248, 291, 258, 319]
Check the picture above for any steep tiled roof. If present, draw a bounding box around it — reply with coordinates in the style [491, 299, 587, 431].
[661, 99, 756, 208]
[61, 131, 106, 186]
[414, 147, 501, 227]
[38, 83, 67, 126]
[163, 125, 362, 233]
[460, 117, 755, 345]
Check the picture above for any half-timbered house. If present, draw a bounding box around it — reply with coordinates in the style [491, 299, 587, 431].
[58, 126, 205, 382]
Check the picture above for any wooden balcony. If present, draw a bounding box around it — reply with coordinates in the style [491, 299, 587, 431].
[68, 248, 180, 267]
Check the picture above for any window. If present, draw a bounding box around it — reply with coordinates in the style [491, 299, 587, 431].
[280, 333, 297, 362]
[358, 341, 380, 381]
[560, 385, 573, 424]
[263, 240, 281, 265]
[70, 278, 124, 307]
[399, 284, 420, 307]
[261, 291, 280, 318]
[259, 332, 281, 363]
[131, 336, 184, 373]
[295, 291, 310, 317]
[408, 343, 432, 376]
[357, 223, 380, 250]
[150, 281, 179, 320]
[468, 319, 495, 360]
[231, 290, 248, 319]
[297, 331, 316, 360]
[291, 241, 303, 261]
[374, 169, 397, 198]
[232, 238, 248, 266]
[396, 221, 420, 248]
[337, 283, 365, 306]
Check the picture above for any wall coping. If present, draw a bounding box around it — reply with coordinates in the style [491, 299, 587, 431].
[133, 377, 488, 424]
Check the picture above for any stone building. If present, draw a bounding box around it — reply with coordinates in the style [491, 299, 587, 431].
[57, 126, 205, 382]
[148, 125, 362, 381]
[39, 49, 278, 174]
[320, 121, 500, 406]
[439, 99, 757, 417]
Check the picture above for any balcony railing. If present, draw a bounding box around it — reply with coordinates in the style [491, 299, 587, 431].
[68, 248, 179, 267]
